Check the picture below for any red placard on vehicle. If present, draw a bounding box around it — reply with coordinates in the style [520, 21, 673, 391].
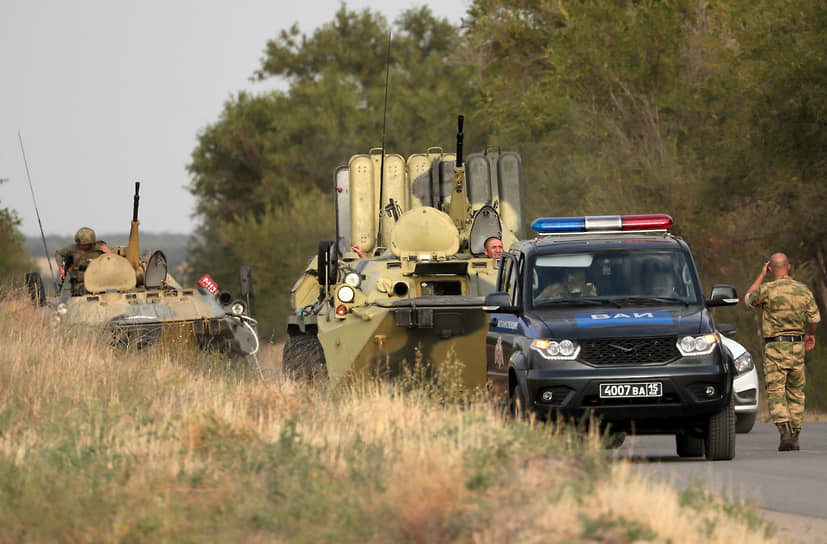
[197, 273, 219, 295]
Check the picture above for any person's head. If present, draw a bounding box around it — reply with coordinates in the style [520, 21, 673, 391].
[483, 236, 503, 259]
[769, 252, 791, 278]
[74, 227, 96, 249]
[563, 269, 587, 294]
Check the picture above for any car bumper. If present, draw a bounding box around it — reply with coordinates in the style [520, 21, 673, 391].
[522, 360, 731, 434]
[733, 368, 759, 414]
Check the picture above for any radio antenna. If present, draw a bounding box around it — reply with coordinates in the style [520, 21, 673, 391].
[18, 131, 55, 281]
[375, 31, 392, 253]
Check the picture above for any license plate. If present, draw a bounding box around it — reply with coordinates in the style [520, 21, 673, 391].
[599, 382, 662, 398]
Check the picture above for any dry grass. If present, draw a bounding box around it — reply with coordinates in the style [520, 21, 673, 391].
[0, 295, 778, 543]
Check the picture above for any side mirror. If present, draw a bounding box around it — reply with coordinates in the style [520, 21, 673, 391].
[706, 284, 739, 307]
[718, 322, 736, 337]
[483, 291, 519, 313]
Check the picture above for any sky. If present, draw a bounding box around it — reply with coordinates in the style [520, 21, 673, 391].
[1, 0, 468, 241]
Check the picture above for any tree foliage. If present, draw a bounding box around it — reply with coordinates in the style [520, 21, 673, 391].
[461, 0, 826, 367]
[187, 5, 477, 339]
[0, 180, 35, 289]
[187, 1, 825, 355]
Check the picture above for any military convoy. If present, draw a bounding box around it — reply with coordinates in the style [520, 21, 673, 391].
[283, 116, 525, 386]
[26, 183, 259, 358]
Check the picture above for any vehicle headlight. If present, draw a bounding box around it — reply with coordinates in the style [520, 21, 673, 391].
[230, 301, 246, 316]
[344, 272, 361, 288]
[531, 339, 580, 360]
[677, 334, 717, 356]
[337, 285, 355, 303]
[734, 351, 754, 375]
[57, 303, 68, 315]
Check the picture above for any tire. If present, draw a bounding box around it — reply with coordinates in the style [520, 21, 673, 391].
[282, 333, 328, 382]
[25, 272, 45, 307]
[509, 384, 528, 420]
[705, 400, 736, 460]
[605, 432, 626, 450]
[735, 412, 756, 434]
[676, 430, 704, 457]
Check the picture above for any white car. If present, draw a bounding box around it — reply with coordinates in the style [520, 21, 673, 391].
[721, 334, 759, 433]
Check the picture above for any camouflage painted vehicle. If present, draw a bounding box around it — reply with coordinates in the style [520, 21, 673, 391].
[284, 116, 524, 386]
[26, 183, 259, 357]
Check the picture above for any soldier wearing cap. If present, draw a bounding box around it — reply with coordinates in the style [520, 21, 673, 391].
[55, 227, 111, 295]
[745, 252, 820, 451]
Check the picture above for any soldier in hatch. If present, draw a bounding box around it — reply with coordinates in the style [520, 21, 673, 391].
[483, 236, 504, 259]
[745, 252, 820, 451]
[55, 227, 111, 295]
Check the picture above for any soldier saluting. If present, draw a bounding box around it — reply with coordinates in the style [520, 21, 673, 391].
[55, 227, 110, 295]
[745, 252, 820, 451]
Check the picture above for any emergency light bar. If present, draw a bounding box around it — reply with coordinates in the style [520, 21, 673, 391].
[531, 214, 674, 234]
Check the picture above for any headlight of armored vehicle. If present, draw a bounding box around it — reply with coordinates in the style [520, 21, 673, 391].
[230, 301, 246, 316]
[677, 334, 718, 356]
[337, 285, 355, 303]
[530, 339, 580, 360]
[344, 272, 361, 288]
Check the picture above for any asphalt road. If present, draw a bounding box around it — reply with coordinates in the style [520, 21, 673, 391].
[608, 422, 827, 519]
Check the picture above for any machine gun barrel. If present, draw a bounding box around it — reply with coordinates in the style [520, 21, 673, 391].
[126, 181, 142, 270]
[132, 182, 141, 222]
[456, 115, 464, 168]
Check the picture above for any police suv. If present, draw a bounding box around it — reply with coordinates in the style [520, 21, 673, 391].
[484, 214, 739, 460]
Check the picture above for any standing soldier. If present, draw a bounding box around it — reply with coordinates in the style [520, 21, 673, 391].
[745, 253, 820, 451]
[55, 227, 110, 295]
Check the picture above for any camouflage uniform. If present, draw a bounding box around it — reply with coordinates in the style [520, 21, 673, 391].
[56, 240, 109, 295]
[745, 276, 820, 432]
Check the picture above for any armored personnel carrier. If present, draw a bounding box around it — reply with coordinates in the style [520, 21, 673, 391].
[284, 116, 524, 386]
[26, 183, 259, 357]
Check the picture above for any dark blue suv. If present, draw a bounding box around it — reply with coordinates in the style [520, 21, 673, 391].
[484, 214, 739, 460]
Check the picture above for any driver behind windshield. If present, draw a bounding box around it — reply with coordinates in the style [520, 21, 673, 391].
[536, 268, 597, 301]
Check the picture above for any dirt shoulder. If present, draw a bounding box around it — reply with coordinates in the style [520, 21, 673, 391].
[760, 510, 827, 544]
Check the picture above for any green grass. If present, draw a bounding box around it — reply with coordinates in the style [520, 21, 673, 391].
[0, 295, 777, 543]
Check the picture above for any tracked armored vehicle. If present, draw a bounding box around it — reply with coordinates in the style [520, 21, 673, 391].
[27, 183, 259, 357]
[284, 116, 524, 386]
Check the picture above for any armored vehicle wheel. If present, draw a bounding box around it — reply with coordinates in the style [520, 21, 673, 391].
[282, 333, 328, 382]
[25, 272, 45, 307]
[604, 432, 626, 449]
[675, 430, 704, 457]
[704, 401, 736, 460]
[735, 412, 756, 434]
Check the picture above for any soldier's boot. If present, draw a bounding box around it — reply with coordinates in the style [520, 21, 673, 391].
[776, 422, 795, 451]
[791, 428, 801, 451]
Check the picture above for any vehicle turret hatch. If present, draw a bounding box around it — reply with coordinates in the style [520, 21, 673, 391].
[145, 250, 168, 289]
[470, 205, 502, 256]
[83, 254, 137, 293]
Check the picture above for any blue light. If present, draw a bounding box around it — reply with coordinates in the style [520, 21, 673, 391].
[532, 217, 586, 233]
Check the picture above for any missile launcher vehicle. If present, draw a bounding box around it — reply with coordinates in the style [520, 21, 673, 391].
[284, 116, 524, 386]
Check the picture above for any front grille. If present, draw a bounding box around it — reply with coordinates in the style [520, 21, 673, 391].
[579, 336, 679, 366]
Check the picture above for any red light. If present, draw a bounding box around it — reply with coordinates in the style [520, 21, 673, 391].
[335, 305, 348, 316]
[621, 214, 673, 231]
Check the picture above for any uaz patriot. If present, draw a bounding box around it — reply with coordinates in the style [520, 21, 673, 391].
[483, 214, 739, 460]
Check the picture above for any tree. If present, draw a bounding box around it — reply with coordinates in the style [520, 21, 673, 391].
[187, 5, 475, 339]
[0, 180, 35, 289]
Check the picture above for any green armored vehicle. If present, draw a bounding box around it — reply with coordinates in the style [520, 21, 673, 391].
[284, 116, 524, 386]
[27, 183, 259, 357]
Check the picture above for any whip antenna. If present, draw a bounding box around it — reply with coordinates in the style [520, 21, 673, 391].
[18, 131, 55, 281]
[375, 31, 391, 252]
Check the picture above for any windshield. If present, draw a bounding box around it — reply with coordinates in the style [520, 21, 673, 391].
[529, 248, 700, 308]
